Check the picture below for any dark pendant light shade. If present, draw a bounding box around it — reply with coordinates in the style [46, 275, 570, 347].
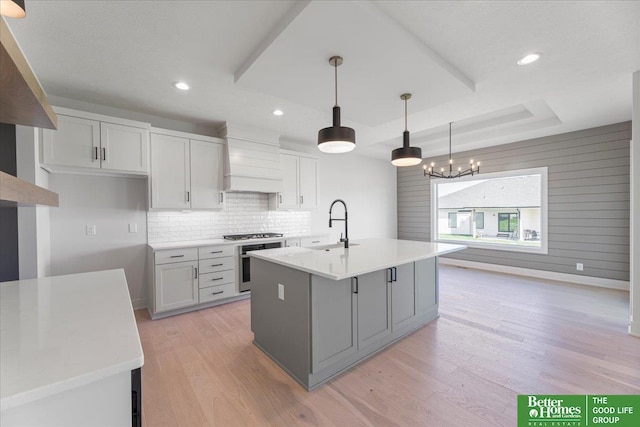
[318, 56, 356, 154]
[391, 93, 422, 167]
[0, 0, 26, 18]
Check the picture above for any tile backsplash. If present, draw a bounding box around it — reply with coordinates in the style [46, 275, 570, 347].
[147, 192, 311, 243]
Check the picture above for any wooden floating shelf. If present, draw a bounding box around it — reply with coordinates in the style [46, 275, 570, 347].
[0, 17, 57, 129]
[0, 171, 59, 207]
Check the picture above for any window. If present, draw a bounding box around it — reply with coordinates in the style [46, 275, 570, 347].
[475, 212, 484, 229]
[498, 213, 518, 232]
[431, 167, 548, 253]
[448, 212, 457, 228]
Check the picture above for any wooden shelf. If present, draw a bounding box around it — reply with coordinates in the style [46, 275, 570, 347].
[0, 171, 58, 207]
[0, 17, 57, 129]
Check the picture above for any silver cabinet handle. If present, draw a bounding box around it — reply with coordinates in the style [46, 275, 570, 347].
[186, 191, 190, 202]
[211, 290, 224, 295]
[93, 146, 98, 160]
[170, 255, 184, 258]
[102, 147, 106, 161]
[194, 267, 198, 279]
[211, 263, 223, 267]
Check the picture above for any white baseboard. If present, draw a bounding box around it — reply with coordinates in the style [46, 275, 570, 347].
[131, 298, 147, 310]
[439, 258, 630, 291]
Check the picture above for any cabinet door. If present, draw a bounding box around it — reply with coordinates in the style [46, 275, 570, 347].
[415, 257, 437, 314]
[42, 114, 100, 169]
[154, 261, 198, 313]
[356, 270, 391, 349]
[299, 157, 318, 209]
[190, 140, 223, 209]
[279, 154, 299, 209]
[150, 133, 190, 209]
[311, 276, 357, 373]
[100, 122, 149, 173]
[391, 263, 417, 331]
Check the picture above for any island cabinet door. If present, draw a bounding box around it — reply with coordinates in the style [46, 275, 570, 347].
[356, 270, 392, 349]
[415, 257, 437, 313]
[154, 261, 199, 313]
[391, 263, 417, 331]
[311, 276, 357, 373]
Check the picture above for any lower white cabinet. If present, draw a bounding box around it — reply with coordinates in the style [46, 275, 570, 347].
[154, 261, 198, 313]
[151, 244, 239, 317]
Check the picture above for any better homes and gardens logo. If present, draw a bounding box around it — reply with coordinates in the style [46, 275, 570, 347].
[518, 395, 640, 427]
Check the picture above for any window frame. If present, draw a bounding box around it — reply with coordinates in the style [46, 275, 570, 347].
[498, 212, 518, 233]
[430, 167, 548, 254]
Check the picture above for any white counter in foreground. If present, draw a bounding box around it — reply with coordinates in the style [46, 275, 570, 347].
[1, 269, 143, 426]
[249, 238, 466, 280]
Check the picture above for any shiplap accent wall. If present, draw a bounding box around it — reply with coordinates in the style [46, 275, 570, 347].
[397, 122, 631, 281]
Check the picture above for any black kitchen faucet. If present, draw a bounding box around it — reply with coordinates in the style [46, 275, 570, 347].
[329, 199, 349, 248]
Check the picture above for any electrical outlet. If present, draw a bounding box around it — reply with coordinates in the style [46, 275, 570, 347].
[278, 284, 284, 301]
[129, 223, 137, 233]
[86, 225, 96, 236]
[576, 263, 584, 271]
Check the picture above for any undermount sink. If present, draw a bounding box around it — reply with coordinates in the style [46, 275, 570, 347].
[310, 243, 360, 250]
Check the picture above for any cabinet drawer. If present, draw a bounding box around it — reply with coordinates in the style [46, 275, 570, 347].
[300, 236, 329, 247]
[198, 270, 236, 289]
[199, 282, 236, 303]
[155, 248, 198, 265]
[199, 245, 235, 260]
[199, 256, 235, 274]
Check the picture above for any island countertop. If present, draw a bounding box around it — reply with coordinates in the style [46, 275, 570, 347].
[0, 269, 144, 411]
[248, 238, 466, 280]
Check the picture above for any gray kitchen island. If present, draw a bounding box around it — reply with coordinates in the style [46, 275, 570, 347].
[249, 238, 466, 390]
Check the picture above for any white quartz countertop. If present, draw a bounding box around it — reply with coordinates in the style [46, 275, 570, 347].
[148, 233, 329, 251]
[249, 238, 466, 280]
[0, 269, 144, 411]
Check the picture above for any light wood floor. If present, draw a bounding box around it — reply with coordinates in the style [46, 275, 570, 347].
[135, 266, 640, 426]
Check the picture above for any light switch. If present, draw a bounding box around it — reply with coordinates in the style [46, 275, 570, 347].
[86, 225, 96, 236]
[129, 223, 138, 233]
[278, 284, 284, 300]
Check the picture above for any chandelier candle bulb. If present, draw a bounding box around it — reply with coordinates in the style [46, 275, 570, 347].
[423, 122, 481, 179]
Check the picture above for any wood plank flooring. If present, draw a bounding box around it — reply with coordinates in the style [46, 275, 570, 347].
[135, 266, 640, 426]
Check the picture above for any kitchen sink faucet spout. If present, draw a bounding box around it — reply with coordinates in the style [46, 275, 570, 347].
[329, 199, 349, 248]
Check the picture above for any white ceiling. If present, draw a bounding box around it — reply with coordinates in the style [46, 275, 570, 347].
[6, 0, 640, 160]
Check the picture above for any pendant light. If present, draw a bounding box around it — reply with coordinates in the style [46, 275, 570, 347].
[0, 0, 26, 18]
[318, 56, 356, 153]
[424, 122, 480, 178]
[391, 93, 422, 167]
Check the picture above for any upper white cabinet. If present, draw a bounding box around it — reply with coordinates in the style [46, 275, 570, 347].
[150, 128, 224, 210]
[41, 107, 149, 176]
[269, 150, 318, 210]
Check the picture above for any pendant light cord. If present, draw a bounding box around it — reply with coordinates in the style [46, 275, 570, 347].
[449, 122, 452, 161]
[334, 61, 338, 107]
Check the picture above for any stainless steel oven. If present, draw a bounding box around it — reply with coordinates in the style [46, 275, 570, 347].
[240, 241, 282, 292]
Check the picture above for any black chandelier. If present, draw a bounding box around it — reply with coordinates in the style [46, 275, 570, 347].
[424, 122, 480, 179]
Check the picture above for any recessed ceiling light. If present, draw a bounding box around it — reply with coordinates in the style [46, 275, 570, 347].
[517, 53, 542, 65]
[273, 109, 284, 116]
[174, 81, 189, 90]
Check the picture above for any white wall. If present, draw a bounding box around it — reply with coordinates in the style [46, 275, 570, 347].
[48, 175, 148, 308]
[310, 153, 397, 242]
[631, 70, 640, 336]
[16, 126, 51, 279]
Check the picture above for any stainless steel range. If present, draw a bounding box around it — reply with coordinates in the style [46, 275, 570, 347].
[223, 233, 284, 292]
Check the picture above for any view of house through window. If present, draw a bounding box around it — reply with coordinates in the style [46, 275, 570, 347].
[432, 169, 547, 252]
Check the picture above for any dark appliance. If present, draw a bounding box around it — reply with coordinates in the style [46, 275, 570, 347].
[131, 368, 142, 427]
[239, 241, 282, 292]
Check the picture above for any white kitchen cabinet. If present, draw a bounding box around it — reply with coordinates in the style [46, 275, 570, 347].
[149, 128, 224, 210]
[300, 236, 330, 247]
[41, 107, 150, 175]
[269, 150, 318, 210]
[154, 261, 199, 313]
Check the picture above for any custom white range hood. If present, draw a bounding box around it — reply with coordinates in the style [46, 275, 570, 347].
[221, 123, 283, 193]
